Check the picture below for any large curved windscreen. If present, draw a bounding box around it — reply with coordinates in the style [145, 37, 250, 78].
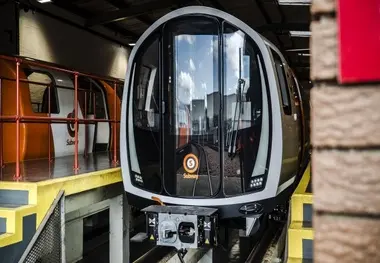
[129, 15, 270, 198]
[163, 17, 221, 197]
[222, 24, 268, 196]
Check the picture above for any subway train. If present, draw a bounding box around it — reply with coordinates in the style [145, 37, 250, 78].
[0, 57, 121, 164]
[120, 6, 310, 248]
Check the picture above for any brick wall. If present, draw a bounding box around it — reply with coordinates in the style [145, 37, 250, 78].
[311, 0, 380, 262]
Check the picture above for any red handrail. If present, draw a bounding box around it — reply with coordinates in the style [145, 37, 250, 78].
[0, 55, 123, 180]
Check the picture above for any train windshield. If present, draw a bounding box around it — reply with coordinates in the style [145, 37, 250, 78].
[130, 15, 270, 198]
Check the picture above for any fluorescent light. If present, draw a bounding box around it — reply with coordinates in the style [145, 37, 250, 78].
[37, 0, 52, 3]
[297, 53, 311, 57]
[57, 79, 63, 82]
[128, 43, 135, 47]
[277, 0, 311, 5]
[289, 31, 311, 37]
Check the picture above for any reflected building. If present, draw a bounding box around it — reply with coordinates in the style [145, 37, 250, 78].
[191, 99, 205, 135]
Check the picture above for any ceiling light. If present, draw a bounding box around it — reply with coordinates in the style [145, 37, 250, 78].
[277, 0, 311, 5]
[289, 31, 311, 37]
[37, 0, 52, 3]
[297, 53, 311, 57]
[128, 43, 135, 47]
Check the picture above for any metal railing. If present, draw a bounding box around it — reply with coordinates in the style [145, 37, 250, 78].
[0, 55, 123, 180]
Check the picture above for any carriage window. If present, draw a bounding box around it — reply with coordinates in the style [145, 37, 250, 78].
[271, 51, 291, 115]
[131, 34, 161, 193]
[27, 72, 58, 114]
[77, 77, 106, 118]
[94, 90, 106, 118]
[134, 44, 160, 130]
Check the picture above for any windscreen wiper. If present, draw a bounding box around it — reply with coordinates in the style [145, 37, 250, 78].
[228, 78, 245, 158]
[228, 48, 245, 158]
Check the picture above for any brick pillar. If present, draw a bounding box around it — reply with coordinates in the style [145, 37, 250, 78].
[311, 1, 380, 262]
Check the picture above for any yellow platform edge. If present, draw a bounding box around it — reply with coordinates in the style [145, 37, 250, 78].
[286, 161, 313, 262]
[35, 167, 122, 225]
[287, 258, 304, 263]
[288, 223, 313, 259]
[0, 205, 36, 247]
[294, 162, 311, 195]
[291, 194, 312, 223]
[291, 162, 312, 224]
[0, 167, 122, 247]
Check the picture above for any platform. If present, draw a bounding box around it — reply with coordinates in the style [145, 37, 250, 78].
[0, 153, 126, 263]
[0, 152, 117, 182]
[286, 162, 313, 263]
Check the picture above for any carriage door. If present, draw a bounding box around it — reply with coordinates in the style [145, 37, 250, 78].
[287, 72, 302, 166]
[77, 77, 110, 154]
[162, 16, 221, 197]
[51, 72, 86, 157]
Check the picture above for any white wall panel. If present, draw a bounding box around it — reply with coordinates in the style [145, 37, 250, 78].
[19, 10, 129, 79]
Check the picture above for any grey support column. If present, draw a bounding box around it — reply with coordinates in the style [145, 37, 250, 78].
[109, 194, 130, 263]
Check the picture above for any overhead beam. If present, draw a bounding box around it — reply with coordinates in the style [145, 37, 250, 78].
[208, 0, 226, 11]
[51, 0, 138, 39]
[255, 0, 291, 62]
[26, 0, 135, 46]
[257, 23, 310, 33]
[105, 0, 154, 25]
[85, 0, 176, 27]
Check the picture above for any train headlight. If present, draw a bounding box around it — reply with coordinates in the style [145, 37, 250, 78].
[250, 176, 264, 190]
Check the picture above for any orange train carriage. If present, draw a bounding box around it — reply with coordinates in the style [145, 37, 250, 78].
[0, 56, 122, 169]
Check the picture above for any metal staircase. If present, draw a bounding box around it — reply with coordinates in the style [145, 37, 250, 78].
[0, 185, 37, 263]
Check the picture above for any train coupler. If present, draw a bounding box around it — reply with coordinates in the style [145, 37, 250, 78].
[142, 205, 219, 250]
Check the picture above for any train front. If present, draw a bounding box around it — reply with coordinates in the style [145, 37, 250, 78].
[121, 7, 284, 249]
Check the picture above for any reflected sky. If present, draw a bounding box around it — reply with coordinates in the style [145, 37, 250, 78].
[174, 31, 248, 106]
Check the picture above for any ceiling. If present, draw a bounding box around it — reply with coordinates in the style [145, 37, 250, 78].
[29, 0, 311, 81]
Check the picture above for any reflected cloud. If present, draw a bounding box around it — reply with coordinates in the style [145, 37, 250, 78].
[208, 39, 218, 55]
[225, 31, 245, 78]
[177, 34, 196, 45]
[189, 58, 196, 71]
[178, 71, 195, 104]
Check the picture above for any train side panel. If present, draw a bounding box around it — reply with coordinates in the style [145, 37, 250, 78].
[0, 58, 120, 165]
[0, 59, 54, 163]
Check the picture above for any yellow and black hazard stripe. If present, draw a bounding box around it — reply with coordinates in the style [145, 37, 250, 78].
[291, 163, 312, 226]
[287, 162, 313, 263]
